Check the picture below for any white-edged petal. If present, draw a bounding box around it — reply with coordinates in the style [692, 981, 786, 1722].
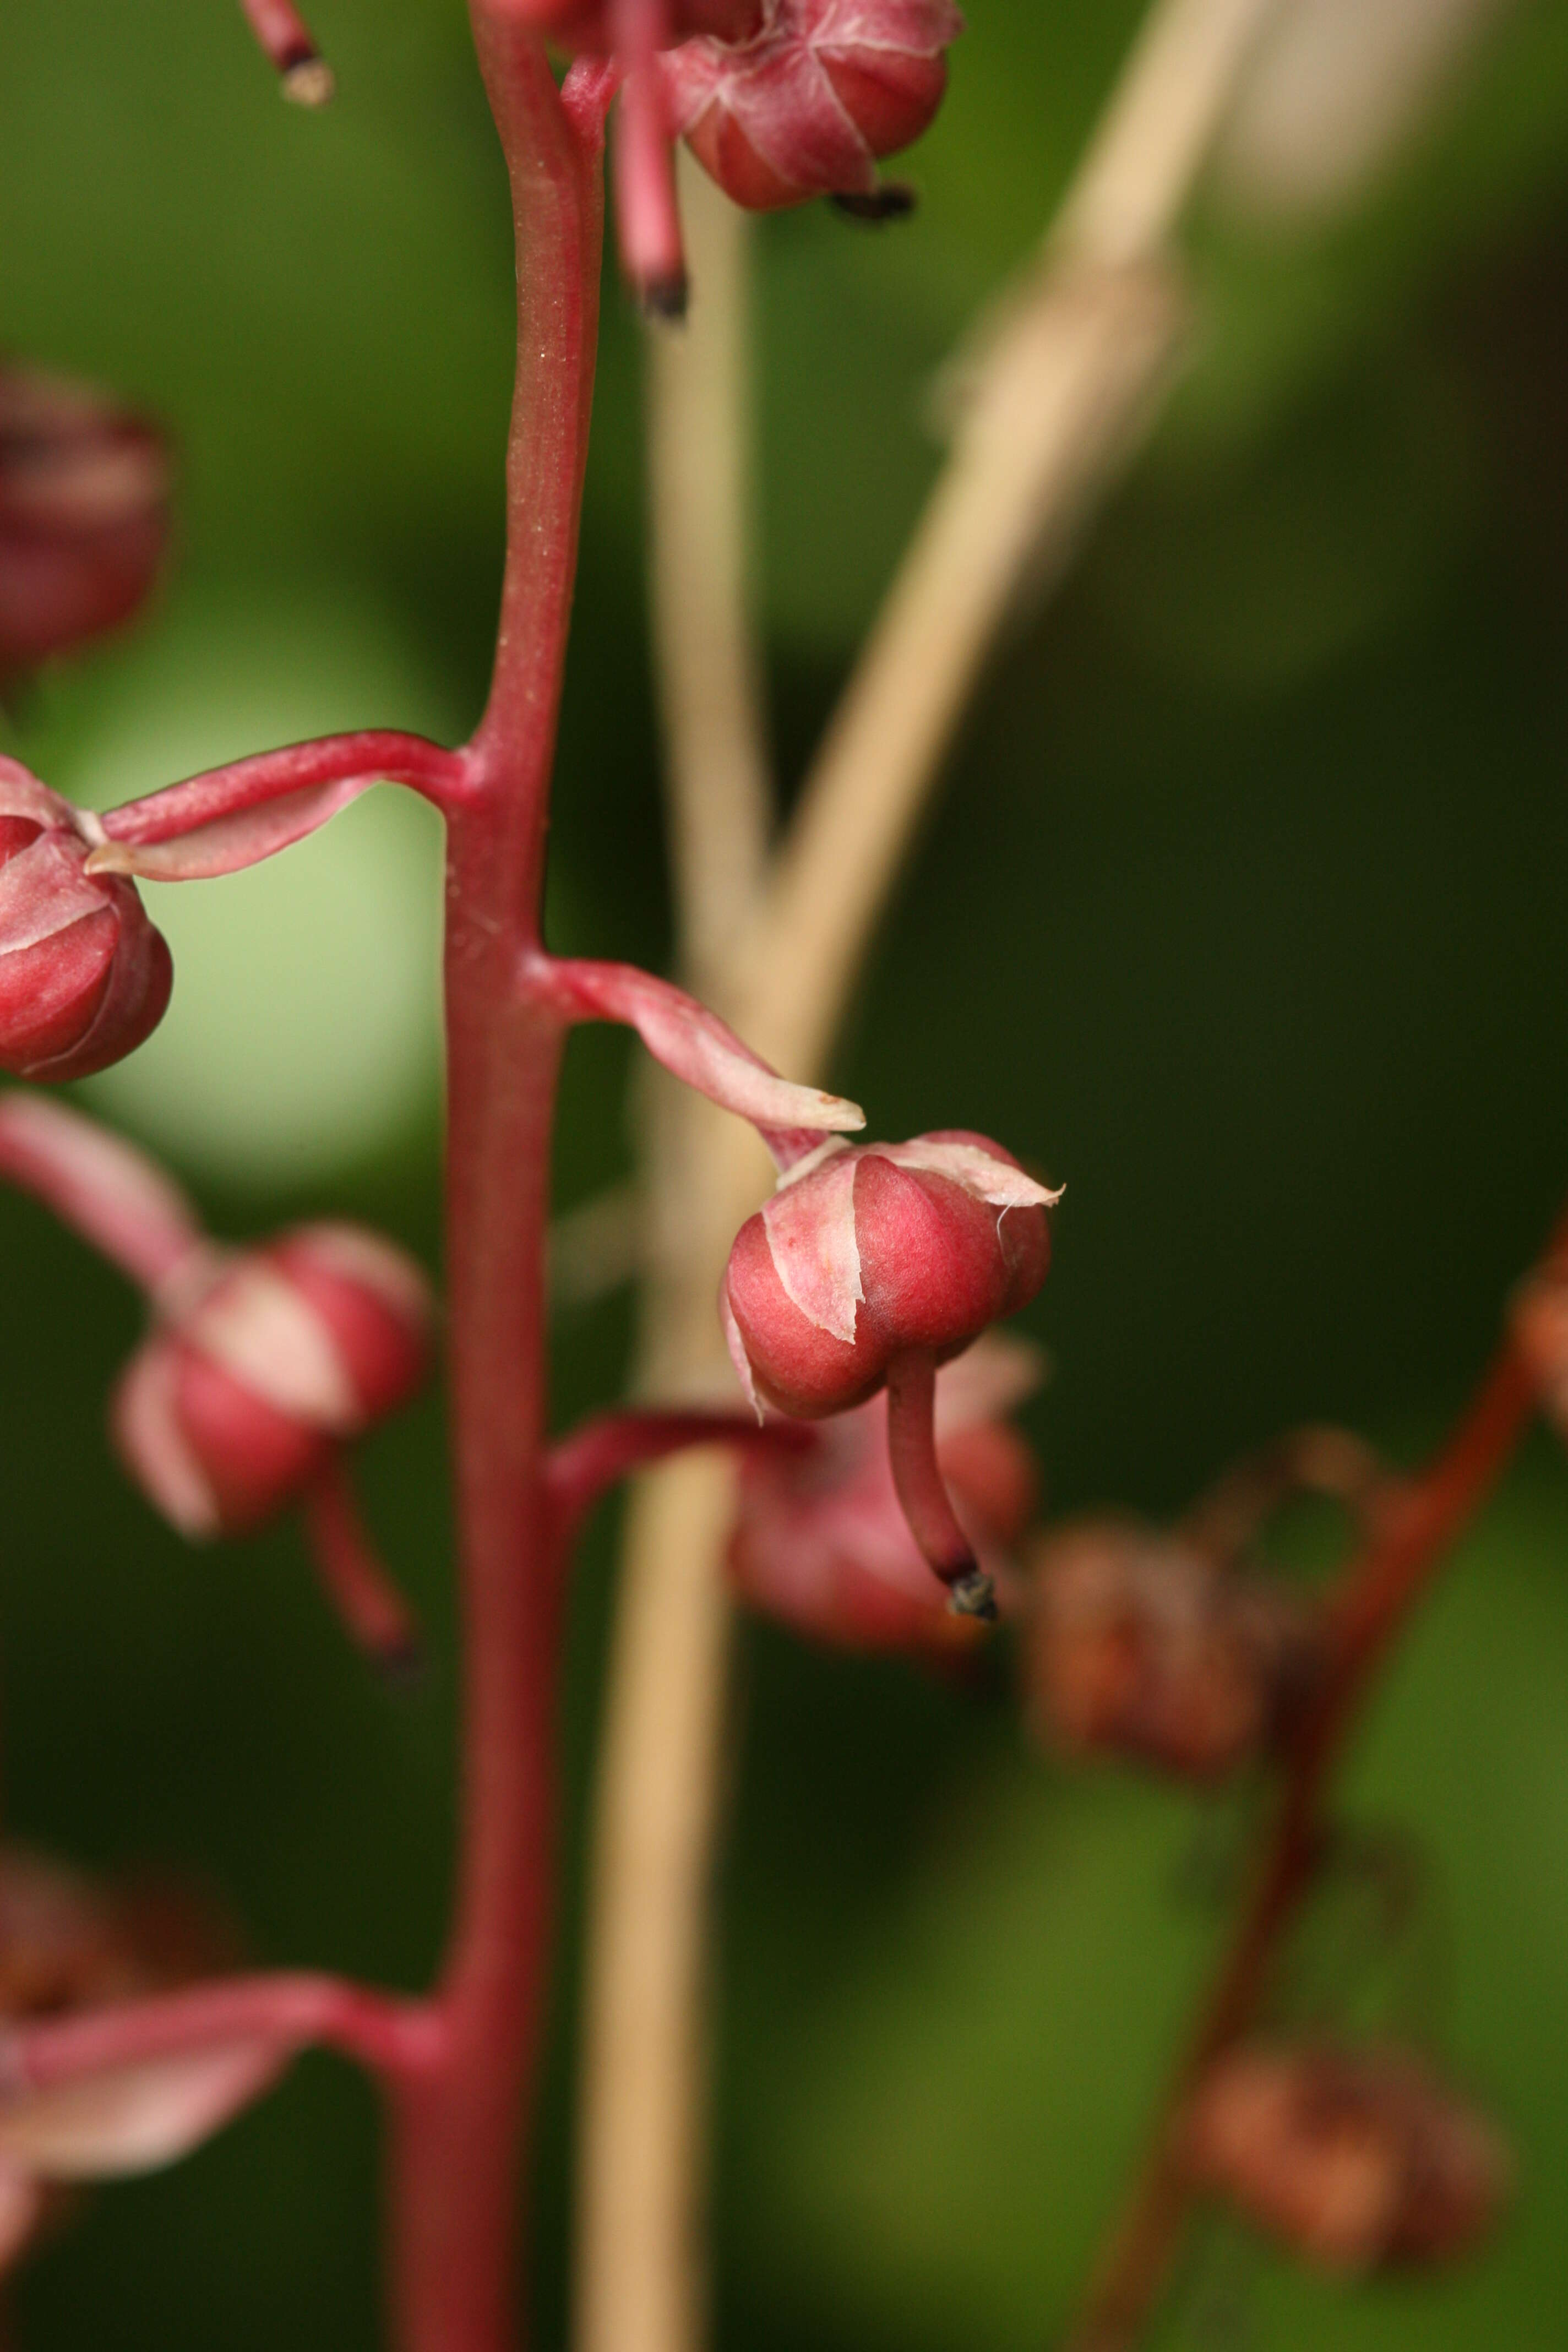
[761, 1147, 863, 1344]
[721, 1281, 764, 1422]
[878, 1139, 1063, 1211]
[0, 2041, 285, 2180]
[86, 778, 372, 883]
[112, 1343, 221, 1539]
[185, 1262, 360, 1430]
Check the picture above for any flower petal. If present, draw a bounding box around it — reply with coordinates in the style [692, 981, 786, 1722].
[761, 1147, 863, 1344]
[879, 1138, 1062, 1211]
[86, 777, 371, 883]
[0, 2039, 285, 2179]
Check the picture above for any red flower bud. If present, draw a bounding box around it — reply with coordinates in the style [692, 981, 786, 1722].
[113, 1223, 432, 1539]
[1025, 1517, 1323, 1781]
[1184, 2042, 1511, 2273]
[721, 1131, 1055, 1420]
[0, 1844, 252, 2275]
[722, 1131, 1054, 1619]
[0, 761, 172, 1084]
[662, 0, 963, 211]
[729, 1336, 1040, 1651]
[0, 367, 168, 678]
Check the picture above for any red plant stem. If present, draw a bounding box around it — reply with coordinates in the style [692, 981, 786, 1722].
[1066, 1308, 1551, 2352]
[4, 1972, 435, 2090]
[885, 1348, 997, 1618]
[528, 948, 863, 1163]
[546, 1406, 810, 1548]
[382, 18, 604, 2352]
[100, 731, 471, 847]
[303, 1456, 424, 1678]
[238, 0, 319, 67]
[0, 1093, 201, 1293]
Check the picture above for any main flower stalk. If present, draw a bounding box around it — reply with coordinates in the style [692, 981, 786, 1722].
[386, 18, 603, 2349]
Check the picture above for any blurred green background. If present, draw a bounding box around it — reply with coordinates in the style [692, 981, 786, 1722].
[4, 0, 1568, 2343]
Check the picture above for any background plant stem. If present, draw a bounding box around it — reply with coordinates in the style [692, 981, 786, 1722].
[575, 6, 1287, 2350]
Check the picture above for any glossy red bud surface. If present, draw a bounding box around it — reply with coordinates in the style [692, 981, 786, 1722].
[113, 1224, 432, 1539]
[0, 761, 172, 1084]
[664, 0, 962, 211]
[722, 1130, 1054, 1420]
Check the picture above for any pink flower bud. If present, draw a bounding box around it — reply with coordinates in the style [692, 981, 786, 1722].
[662, 0, 963, 211]
[721, 1131, 1055, 1419]
[1025, 1517, 1322, 1781]
[0, 367, 169, 678]
[0, 1846, 255, 2271]
[113, 1223, 432, 1539]
[729, 1337, 1041, 1651]
[0, 761, 172, 1084]
[1184, 2042, 1511, 2273]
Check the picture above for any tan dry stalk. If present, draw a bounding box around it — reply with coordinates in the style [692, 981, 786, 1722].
[574, 7, 1286, 2352]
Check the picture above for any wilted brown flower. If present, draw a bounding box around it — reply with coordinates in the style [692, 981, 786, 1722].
[1184, 2040, 1512, 2272]
[1024, 1516, 1324, 1779]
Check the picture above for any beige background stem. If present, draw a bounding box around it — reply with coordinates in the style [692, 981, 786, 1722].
[575, 6, 1286, 2350]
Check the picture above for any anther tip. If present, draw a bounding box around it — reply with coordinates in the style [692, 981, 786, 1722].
[640, 271, 690, 325]
[282, 53, 336, 106]
[948, 1566, 998, 1624]
[831, 183, 918, 226]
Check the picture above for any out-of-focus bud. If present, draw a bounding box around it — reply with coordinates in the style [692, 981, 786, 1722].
[1184, 2041, 1512, 2272]
[0, 1846, 258, 2274]
[721, 1131, 1056, 1419]
[1512, 1254, 1568, 1441]
[1025, 1517, 1323, 1779]
[113, 1223, 433, 1539]
[0, 366, 168, 678]
[729, 1335, 1041, 1652]
[662, 0, 963, 211]
[0, 759, 172, 1084]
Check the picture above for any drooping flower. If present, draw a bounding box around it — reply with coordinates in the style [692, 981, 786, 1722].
[663, 0, 963, 212]
[729, 1335, 1042, 1652]
[721, 1130, 1056, 1615]
[0, 760, 172, 1084]
[1184, 2041, 1511, 2272]
[1024, 1516, 1324, 1781]
[0, 1847, 277, 2279]
[721, 1130, 1054, 1417]
[113, 1223, 433, 1540]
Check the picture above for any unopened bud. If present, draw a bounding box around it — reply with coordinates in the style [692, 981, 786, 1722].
[0, 366, 168, 678]
[113, 1223, 432, 1539]
[1185, 2041, 1511, 2272]
[721, 1131, 1055, 1420]
[0, 761, 172, 1084]
[663, 0, 962, 212]
[729, 1337, 1041, 1651]
[0, 1846, 249, 2271]
[1025, 1517, 1322, 1780]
